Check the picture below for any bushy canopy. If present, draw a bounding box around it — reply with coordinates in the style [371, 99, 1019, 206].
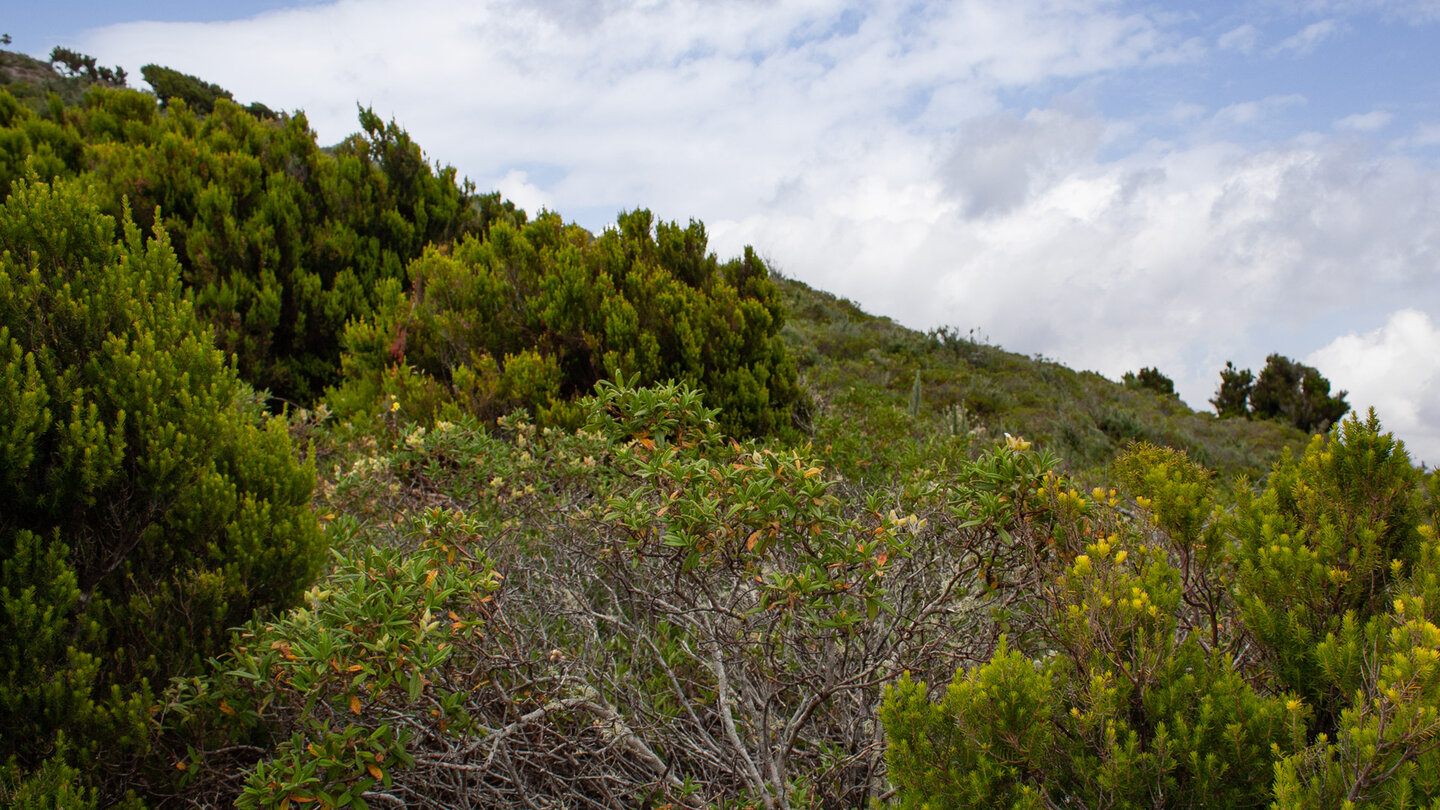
[0, 178, 322, 799]
[333, 209, 800, 436]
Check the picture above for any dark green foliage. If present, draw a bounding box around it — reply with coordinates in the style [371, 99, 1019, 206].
[1213, 355, 1348, 433]
[333, 210, 799, 436]
[1123, 365, 1175, 396]
[0, 89, 88, 196]
[0, 178, 322, 799]
[0, 79, 482, 402]
[1250, 353, 1350, 433]
[139, 64, 231, 113]
[48, 48, 125, 87]
[1211, 360, 1253, 418]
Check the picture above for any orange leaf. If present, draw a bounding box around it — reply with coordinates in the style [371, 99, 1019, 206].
[350, 695, 362, 714]
[367, 763, 383, 780]
[308, 743, 322, 757]
[639, 437, 656, 450]
[746, 530, 761, 551]
[219, 699, 236, 715]
[425, 569, 438, 588]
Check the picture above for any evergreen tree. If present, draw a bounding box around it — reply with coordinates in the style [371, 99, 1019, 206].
[1250, 353, 1349, 434]
[1211, 360, 1254, 418]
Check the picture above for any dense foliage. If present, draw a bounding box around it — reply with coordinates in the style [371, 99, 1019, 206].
[0, 178, 322, 803]
[139, 64, 231, 114]
[1122, 366, 1176, 397]
[882, 412, 1439, 808]
[0, 79, 482, 401]
[332, 210, 799, 436]
[1211, 354, 1350, 433]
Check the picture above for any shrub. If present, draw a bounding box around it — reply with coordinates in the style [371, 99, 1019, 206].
[1122, 366, 1176, 397]
[883, 414, 1437, 808]
[0, 83, 485, 402]
[332, 211, 799, 437]
[0, 178, 322, 802]
[139, 64, 231, 113]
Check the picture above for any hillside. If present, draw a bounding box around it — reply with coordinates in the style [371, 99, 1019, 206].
[3, 52, 1433, 810]
[776, 274, 1309, 484]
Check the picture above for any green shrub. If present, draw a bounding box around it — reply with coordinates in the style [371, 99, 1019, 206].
[139, 64, 230, 113]
[883, 414, 1438, 808]
[0, 83, 485, 402]
[1122, 366, 1176, 397]
[332, 211, 799, 437]
[0, 178, 323, 801]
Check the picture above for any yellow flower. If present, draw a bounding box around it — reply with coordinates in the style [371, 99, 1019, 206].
[1005, 433, 1032, 451]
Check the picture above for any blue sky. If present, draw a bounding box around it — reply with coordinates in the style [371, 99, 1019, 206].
[8, 0, 1440, 460]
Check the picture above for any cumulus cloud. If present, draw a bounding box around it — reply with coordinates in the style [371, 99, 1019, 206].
[1310, 309, 1440, 464]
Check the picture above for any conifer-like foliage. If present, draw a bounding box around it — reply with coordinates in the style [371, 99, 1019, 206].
[0, 84, 481, 402]
[0, 178, 322, 800]
[333, 209, 799, 436]
[1211, 354, 1349, 433]
[139, 64, 229, 113]
[1123, 365, 1176, 397]
[882, 413, 1440, 809]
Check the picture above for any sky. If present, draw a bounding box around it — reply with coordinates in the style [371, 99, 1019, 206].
[9, 0, 1440, 462]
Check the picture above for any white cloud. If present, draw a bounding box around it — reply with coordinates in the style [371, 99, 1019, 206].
[494, 170, 556, 217]
[1271, 18, 1340, 55]
[1310, 309, 1440, 465]
[1217, 23, 1260, 52]
[1335, 110, 1394, 132]
[1212, 94, 1307, 127]
[1404, 122, 1440, 147]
